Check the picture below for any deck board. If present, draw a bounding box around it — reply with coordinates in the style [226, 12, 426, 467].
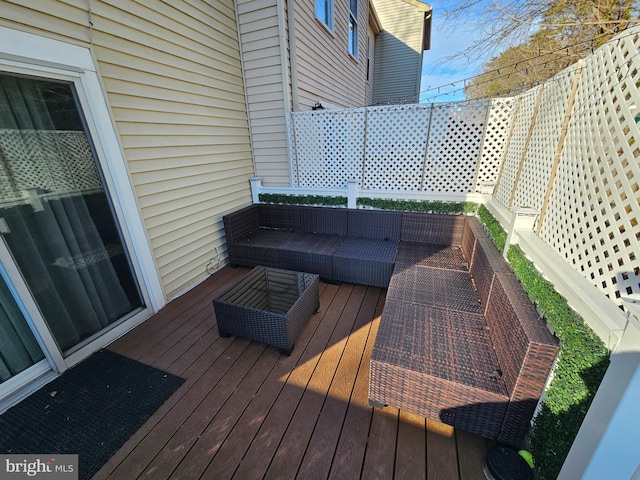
[93, 266, 490, 480]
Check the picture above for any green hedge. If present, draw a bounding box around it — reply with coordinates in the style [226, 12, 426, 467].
[479, 208, 610, 480]
[357, 197, 476, 214]
[258, 193, 347, 206]
[259, 194, 476, 215]
[477, 205, 507, 252]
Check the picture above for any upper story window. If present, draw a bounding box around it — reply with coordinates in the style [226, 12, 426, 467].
[316, 0, 333, 30]
[348, 0, 358, 58]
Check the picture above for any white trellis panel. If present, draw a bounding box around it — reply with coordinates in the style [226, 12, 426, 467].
[289, 108, 366, 188]
[0, 130, 102, 204]
[362, 103, 432, 190]
[476, 97, 515, 192]
[495, 85, 544, 206]
[539, 30, 640, 305]
[423, 100, 488, 193]
[513, 64, 579, 210]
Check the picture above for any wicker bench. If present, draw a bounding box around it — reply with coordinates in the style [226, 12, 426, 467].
[369, 216, 559, 447]
[223, 204, 401, 286]
[222, 204, 559, 446]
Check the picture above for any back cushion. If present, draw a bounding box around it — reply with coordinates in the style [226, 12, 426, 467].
[461, 216, 486, 267]
[470, 236, 511, 310]
[347, 209, 401, 240]
[257, 204, 301, 231]
[300, 206, 348, 235]
[401, 213, 466, 245]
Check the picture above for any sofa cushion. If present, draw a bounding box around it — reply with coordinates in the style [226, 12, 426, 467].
[279, 232, 345, 279]
[395, 242, 468, 271]
[388, 265, 482, 315]
[332, 237, 398, 287]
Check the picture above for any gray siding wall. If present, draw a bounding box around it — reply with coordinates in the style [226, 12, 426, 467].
[292, 0, 370, 109]
[372, 0, 425, 104]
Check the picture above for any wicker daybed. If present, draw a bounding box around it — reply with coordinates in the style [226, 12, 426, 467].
[221, 203, 559, 447]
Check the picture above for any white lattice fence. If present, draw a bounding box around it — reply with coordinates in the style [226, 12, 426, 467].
[512, 64, 580, 211]
[423, 100, 488, 192]
[0, 129, 102, 203]
[289, 109, 366, 188]
[495, 85, 544, 206]
[362, 104, 432, 190]
[288, 101, 504, 194]
[537, 30, 640, 304]
[476, 97, 516, 190]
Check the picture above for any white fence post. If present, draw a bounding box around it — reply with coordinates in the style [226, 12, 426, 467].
[503, 206, 539, 257]
[250, 177, 262, 204]
[347, 179, 357, 209]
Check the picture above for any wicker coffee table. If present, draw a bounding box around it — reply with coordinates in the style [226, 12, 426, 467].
[213, 266, 320, 355]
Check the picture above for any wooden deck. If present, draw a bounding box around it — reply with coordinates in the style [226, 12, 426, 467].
[93, 266, 491, 480]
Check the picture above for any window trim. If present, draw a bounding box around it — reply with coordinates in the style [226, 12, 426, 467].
[315, 0, 334, 32]
[348, 0, 358, 59]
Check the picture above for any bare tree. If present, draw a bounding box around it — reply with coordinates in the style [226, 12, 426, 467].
[437, 0, 639, 99]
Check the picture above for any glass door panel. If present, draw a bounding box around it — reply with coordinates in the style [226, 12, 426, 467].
[0, 73, 144, 355]
[0, 274, 45, 383]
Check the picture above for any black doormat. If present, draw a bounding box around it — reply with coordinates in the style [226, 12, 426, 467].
[0, 349, 185, 479]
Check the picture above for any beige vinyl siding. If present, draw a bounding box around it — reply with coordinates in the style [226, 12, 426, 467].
[0, 0, 89, 45]
[292, 0, 370, 109]
[236, 0, 291, 185]
[372, 0, 425, 104]
[0, 0, 254, 299]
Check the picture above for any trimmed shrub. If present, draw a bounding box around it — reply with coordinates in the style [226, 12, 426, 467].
[259, 193, 347, 206]
[357, 197, 476, 214]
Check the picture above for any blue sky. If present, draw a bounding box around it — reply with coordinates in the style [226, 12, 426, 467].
[419, 6, 486, 103]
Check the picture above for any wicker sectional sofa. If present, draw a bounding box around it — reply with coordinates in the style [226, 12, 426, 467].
[222, 203, 559, 447]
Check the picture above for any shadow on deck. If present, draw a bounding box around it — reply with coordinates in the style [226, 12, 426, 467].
[94, 266, 491, 480]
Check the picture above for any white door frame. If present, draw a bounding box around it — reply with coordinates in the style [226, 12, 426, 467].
[0, 26, 165, 375]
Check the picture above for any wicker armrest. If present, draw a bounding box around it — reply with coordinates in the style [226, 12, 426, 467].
[223, 204, 260, 243]
[484, 273, 559, 446]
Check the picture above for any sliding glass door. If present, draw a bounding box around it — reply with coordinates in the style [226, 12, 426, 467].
[0, 73, 144, 359]
[0, 274, 45, 383]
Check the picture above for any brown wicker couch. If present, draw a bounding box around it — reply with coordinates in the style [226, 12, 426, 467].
[222, 203, 559, 447]
[369, 215, 559, 447]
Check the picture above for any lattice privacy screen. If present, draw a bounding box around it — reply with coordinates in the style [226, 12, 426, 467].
[495, 85, 544, 206]
[362, 104, 432, 190]
[536, 30, 640, 304]
[289, 108, 366, 188]
[476, 97, 516, 191]
[289, 101, 506, 193]
[423, 101, 488, 192]
[512, 64, 580, 211]
[0, 129, 102, 204]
